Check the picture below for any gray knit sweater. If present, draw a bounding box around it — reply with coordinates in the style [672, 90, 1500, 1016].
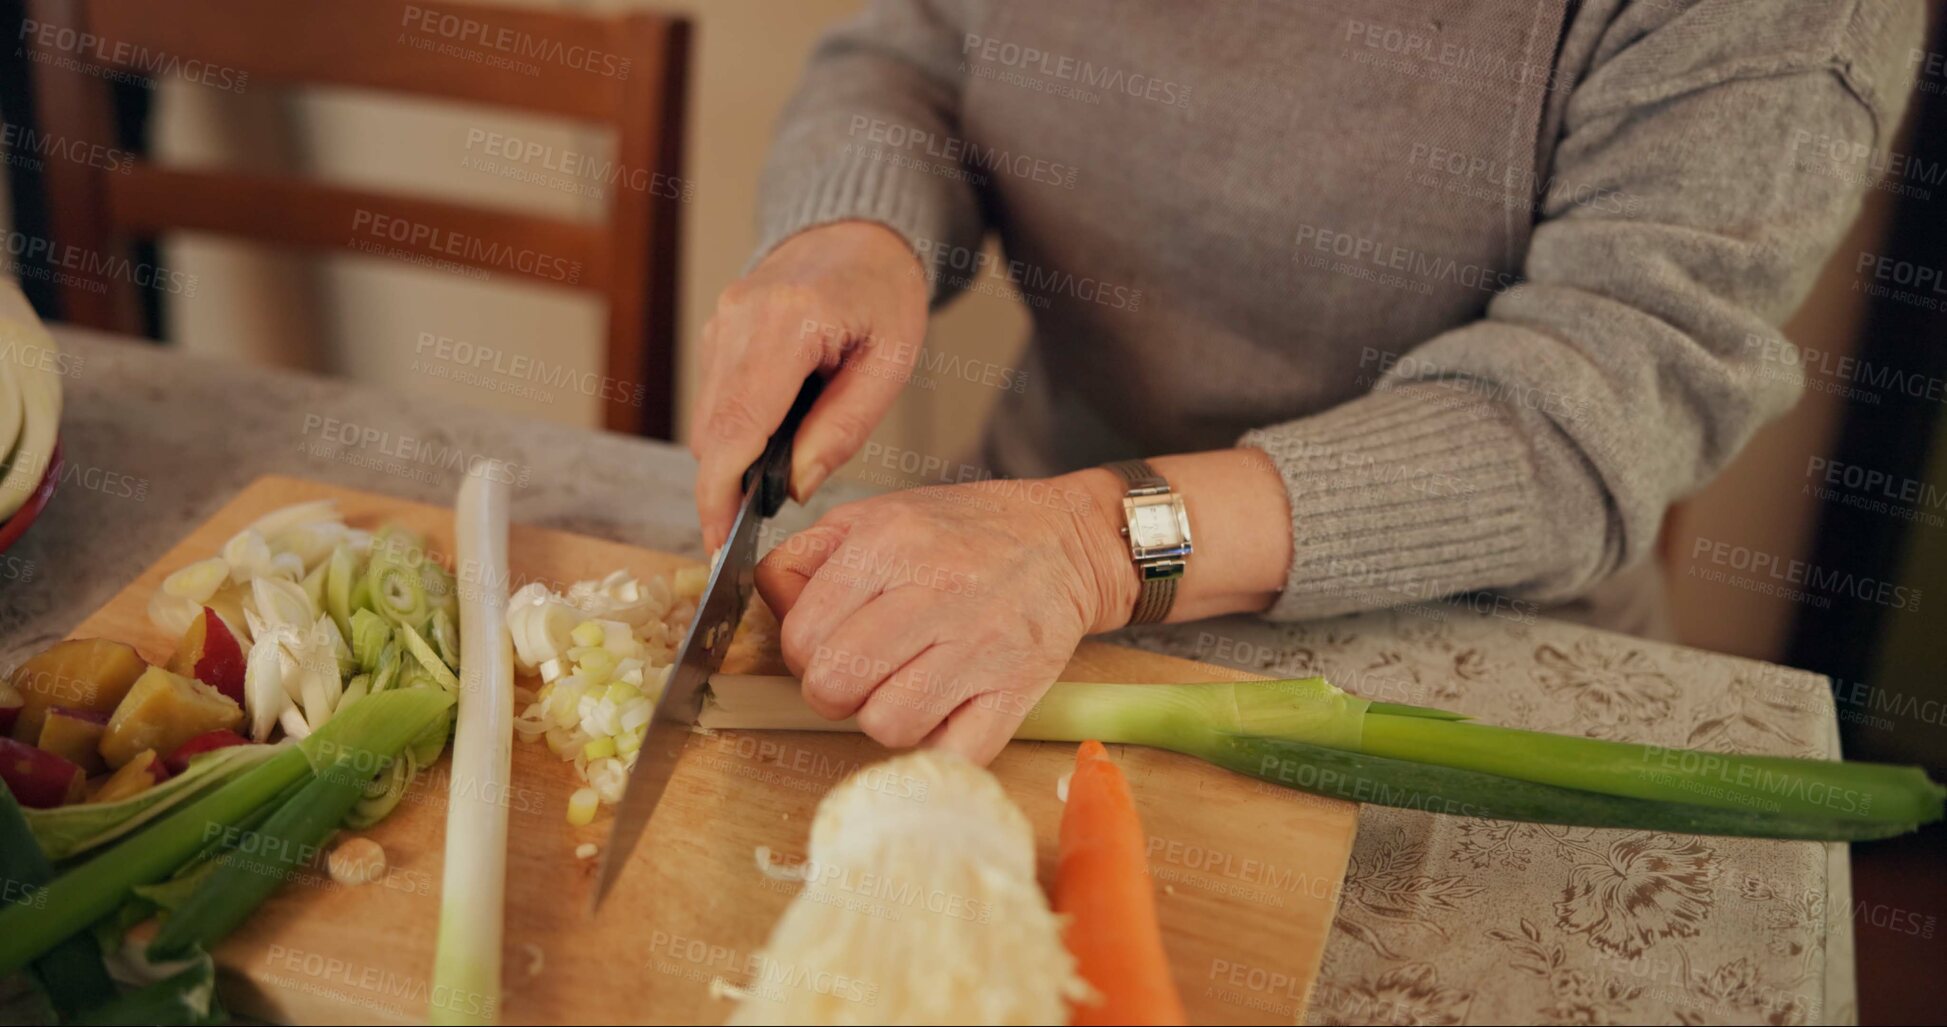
[753, 0, 1923, 629]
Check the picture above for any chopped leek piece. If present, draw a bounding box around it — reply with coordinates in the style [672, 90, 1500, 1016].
[349, 608, 392, 672]
[366, 527, 435, 631]
[430, 608, 461, 671]
[370, 641, 402, 694]
[409, 707, 454, 768]
[346, 748, 415, 830]
[566, 788, 599, 826]
[672, 565, 707, 600]
[401, 624, 462, 693]
[348, 575, 374, 617]
[341, 673, 372, 710]
[325, 544, 358, 640]
[603, 682, 640, 705]
[573, 646, 618, 682]
[300, 557, 330, 612]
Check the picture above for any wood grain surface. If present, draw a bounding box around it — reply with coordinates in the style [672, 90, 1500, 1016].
[67, 475, 1356, 1025]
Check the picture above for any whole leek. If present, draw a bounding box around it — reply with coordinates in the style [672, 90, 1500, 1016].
[701, 676, 1945, 840]
[429, 469, 512, 1025]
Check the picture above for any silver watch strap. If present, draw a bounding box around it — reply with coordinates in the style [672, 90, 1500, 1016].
[1104, 458, 1167, 492]
[1104, 459, 1178, 625]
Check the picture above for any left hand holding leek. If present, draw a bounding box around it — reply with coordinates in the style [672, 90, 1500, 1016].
[755, 472, 1136, 764]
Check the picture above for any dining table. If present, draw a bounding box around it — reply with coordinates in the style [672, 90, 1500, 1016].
[3, 324, 1861, 1025]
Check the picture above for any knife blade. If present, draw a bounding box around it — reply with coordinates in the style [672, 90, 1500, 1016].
[591, 376, 824, 910]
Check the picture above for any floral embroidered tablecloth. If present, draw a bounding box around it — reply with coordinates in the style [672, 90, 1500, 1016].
[1124, 605, 1856, 1026]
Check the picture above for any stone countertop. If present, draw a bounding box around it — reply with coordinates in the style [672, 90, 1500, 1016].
[5, 326, 1860, 1026]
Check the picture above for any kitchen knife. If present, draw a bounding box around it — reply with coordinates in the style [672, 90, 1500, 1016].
[591, 375, 824, 910]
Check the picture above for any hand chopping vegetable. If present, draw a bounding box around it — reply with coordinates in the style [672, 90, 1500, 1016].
[687, 0, 1935, 776]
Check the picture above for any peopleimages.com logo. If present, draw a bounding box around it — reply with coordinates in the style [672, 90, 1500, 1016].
[348, 210, 582, 285]
[399, 4, 631, 79]
[16, 19, 248, 92]
[959, 33, 1192, 108]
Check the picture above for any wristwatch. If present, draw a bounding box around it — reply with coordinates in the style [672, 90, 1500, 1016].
[1104, 459, 1192, 624]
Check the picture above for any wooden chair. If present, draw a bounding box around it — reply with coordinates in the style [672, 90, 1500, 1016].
[24, 0, 690, 437]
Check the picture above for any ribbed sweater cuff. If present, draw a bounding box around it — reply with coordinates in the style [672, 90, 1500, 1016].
[1239, 383, 1544, 620]
[753, 144, 961, 295]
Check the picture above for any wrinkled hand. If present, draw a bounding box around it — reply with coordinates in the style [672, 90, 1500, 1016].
[755, 472, 1136, 765]
[690, 221, 929, 552]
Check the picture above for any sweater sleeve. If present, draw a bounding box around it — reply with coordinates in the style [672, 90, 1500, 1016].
[1241, 0, 1924, 620]
[751, 0, 988, 302]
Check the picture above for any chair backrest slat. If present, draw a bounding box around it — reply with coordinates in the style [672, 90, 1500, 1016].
[47, 0, 645, 119]
[23, 0, 687, 437]
[106, 165, 612, 291]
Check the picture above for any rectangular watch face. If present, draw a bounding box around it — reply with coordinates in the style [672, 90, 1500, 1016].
[1129, 499, 1180, 548]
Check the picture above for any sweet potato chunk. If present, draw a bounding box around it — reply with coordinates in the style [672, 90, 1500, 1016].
[0, 737, 85, 807]
[91, 749, 166, 803]
[166, 607, 246, 706]
[9, 638, 148, 743]
[36, 707, 108, 775]
[0, 681, 20, 736]
[163, 729, 250, 774]
[100, 667, 243, 770]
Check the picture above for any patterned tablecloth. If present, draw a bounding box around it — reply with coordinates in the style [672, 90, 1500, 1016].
[8, 329, 1856, 1026]
[1125, 609, 1856, 1026]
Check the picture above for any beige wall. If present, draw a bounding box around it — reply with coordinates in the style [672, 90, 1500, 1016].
[1660, 100, 1916, 663]
[154, 0, 1025, 470]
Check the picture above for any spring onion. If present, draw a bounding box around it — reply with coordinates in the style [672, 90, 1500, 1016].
[68, 952, 221, 1026]
[367, 527, 439, 631]
[370, 640, 403, 694]
[22, 743, 280, 860]
[325, 544, 358, 639]
[0, 745, 311, 975]
[0, 688, 455, 975]
[402, 623, 462, 694]
[431, 608, 462, 670]
[300, 558, 330, 612]
[429, 467, 514, 1025]
[146, 752, 373, 958]
[349, 608, 391, 671]
[0, 788, 114, 1020]
[151, 501, 370, 644]
[346, 747, 415, 829]
[700, 676, 1946, 840]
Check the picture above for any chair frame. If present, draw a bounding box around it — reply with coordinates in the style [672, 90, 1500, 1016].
[24, 0, 690, 437]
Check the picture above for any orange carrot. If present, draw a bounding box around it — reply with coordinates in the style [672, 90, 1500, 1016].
[1054, 739, 1188, 1026]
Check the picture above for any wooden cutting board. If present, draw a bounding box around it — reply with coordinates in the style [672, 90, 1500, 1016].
[68, 475, 1356, 1025]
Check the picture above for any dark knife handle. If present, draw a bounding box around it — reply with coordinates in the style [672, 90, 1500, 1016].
[742, 375, 826, 518]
